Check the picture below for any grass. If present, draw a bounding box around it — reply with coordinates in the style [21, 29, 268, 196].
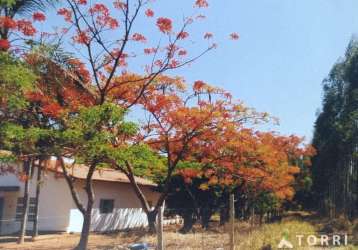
[0, 213, 356, 249]
[234, 220, 316, 249]
[122, 217, 357, 249]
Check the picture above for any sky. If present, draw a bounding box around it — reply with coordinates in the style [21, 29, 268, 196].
[44, 0, 358, 141]
[170, 0, 358, 141]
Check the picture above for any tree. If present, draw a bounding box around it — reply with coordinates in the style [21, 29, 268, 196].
[165, 172, 223, 233]
[54, 103, 143, 250]
[2, 0, 238, 248]
[38, 1, 232, 248]
[107, 78, 271, 232]
[163, 122, 315, 231]
[0, 51, 38, 243]
[0, 44, 90, 244]
[312, 39, 358, 219]
[1, 1, 58, 242]
[0, 0, 57, 50]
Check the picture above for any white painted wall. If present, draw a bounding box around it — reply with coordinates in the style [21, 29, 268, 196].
[0, 165, 159, 235]
[0, 173, 20, 186]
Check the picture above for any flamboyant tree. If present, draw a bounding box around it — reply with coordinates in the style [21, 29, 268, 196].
[0, 0, 57, 50]
[0, 1, 58, 243]
[165, 172, 225, 233]
[2, 0, 239, 248]
[198, 130, 315, 200]
[174, 121, 316, 228]
[0, 51, 40, 243]
[16, 0, 238, 249]
[0, 42, 96, 243]
[105, 77, 271, 232]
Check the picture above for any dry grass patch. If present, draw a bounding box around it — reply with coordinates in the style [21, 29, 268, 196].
[0, 217, 356, 250]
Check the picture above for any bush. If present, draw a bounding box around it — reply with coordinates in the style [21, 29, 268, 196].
[321, 217, 352, 233]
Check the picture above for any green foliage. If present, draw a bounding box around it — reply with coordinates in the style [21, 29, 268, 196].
[62, 103, 137, 163]
[252, 191, 279, 214]
[111, 144, 165, 182]
[0, 0, 16, 7]
[312, 38, 358, 218]
[0, 52, 54, 159]
[0, 150, 16, 163]
[176, 161, 203, 171]
[0, 122, 58, 155]
[0, 0, 59, 16]
[0, 52, 36, 111]
[59, 102, 165, 182]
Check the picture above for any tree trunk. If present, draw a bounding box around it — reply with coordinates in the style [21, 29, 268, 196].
[147, 210, 158, 234]
[75, 164, 96, 250]
[76, 206, 93, 250]
[115, 162, 158, 233]
[220, 206, 229, 225]
[179, 210, 195, 234]
[32, 163, 42, 241]
[200, 207, 212, 230]
[58, 156, 95, 250]
[18, 160, 32, 244]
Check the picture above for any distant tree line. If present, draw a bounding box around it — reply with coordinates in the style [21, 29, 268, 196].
[312, 39, 358, 219]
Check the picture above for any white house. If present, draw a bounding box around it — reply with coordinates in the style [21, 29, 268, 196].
[0, 159, 159, 235]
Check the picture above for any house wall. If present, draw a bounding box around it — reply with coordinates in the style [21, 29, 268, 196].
[0, 189, 19, 234]
[0, 168, 23, 235]
[0, 165, 159, 235]
[69, 179, 159, 233]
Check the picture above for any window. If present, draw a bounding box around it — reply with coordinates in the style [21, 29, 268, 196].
[16, 197, 36, 221]
[99, 199, 114, 214]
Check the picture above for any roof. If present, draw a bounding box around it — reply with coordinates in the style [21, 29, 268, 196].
[42, 159, 156, 187]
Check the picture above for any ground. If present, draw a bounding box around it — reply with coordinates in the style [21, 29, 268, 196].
[0, 213, 357, 250]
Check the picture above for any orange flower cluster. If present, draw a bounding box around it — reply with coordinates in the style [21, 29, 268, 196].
[0, 15, 38, 49]
[57, 8, 72, 22]
[157, 17, 173, 34]
[132, 33, 147, 42]
[138, 76, 315, 203]
[145, 9, 155, 18]
[32, 12, 46, 22]
[24, 54, 95, 118]
[0, 16, 16, 29]
[0, 39, 10, 50]
[195, 0, 209, 8]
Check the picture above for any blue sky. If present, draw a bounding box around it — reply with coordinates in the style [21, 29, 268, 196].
[169, 0, 358, 140]
[45, 0, 358, 140]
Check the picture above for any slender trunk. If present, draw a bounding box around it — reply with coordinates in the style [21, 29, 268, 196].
[58, 158, 85, 214]
[127, 177, 157, 233]
[116, 162, 158, 233]
[147, 210, 158, 234]
[200, 207, 212, 230]
[18, 160, 32, 244]
[76, 205, 93, 250]
[58, 157, 92, 250]
[123, 166, 151, 213]
[76, 164, 96, 250]
[220, 206, 229, 225]
[179, 211, 195, 234]
[32, 163, 42, 241]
